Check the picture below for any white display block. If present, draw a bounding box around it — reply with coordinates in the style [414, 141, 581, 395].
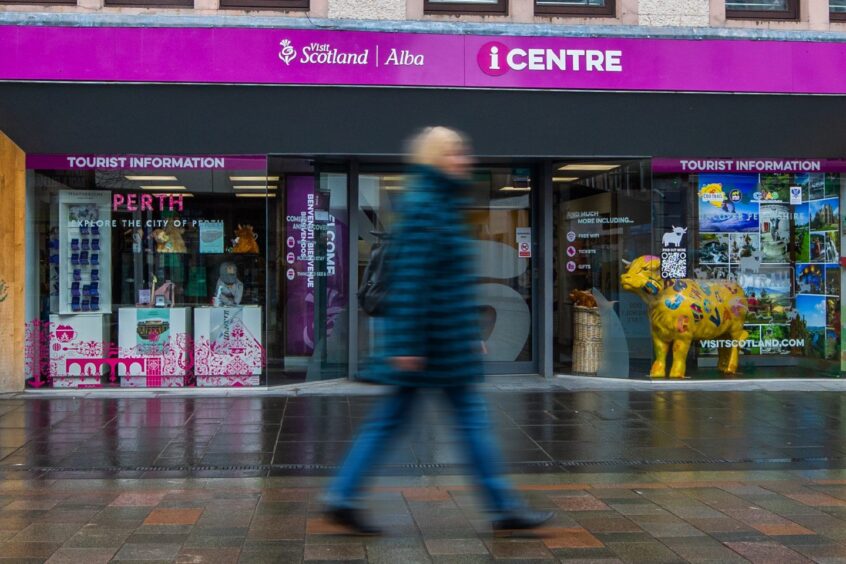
[194, 306, 263, 387]
[118, 307, 192, 387]
[48, 314, 109, 388]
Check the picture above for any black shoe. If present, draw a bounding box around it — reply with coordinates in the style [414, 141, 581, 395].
[492, 510, 554, 531]
[325, 506, 382, 536]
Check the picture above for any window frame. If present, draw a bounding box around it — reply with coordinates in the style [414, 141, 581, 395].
[725, 0, 799, 20]
[831, 1, 846, 21]
[423, 0, 508, 15]
[534, 0, 615, 17]
[218, 0, 309, 10]
[104, 0, 191, 7]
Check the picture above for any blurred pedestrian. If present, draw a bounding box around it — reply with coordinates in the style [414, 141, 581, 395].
[323, 126, 553, 535]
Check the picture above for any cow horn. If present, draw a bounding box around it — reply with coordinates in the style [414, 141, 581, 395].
[621, 259, 632, 268]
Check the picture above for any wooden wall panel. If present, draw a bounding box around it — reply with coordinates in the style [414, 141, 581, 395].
[0, 132, 25, 392]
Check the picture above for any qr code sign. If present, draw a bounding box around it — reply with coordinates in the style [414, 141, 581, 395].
[661, 250, 687, 279]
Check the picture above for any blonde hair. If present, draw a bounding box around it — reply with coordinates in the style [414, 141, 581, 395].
[406, 126, 468, 168]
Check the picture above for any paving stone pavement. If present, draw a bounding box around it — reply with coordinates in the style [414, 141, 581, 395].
[1, 471, 846, 562]
[1, 389, 846, 561]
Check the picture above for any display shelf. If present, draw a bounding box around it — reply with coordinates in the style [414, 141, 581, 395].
[58, 191, 112, 315]
[194, 305, 262, 387]
[118, 307, 192, 387]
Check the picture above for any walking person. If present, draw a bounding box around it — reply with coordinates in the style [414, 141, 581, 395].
[323, 126, 553, 535]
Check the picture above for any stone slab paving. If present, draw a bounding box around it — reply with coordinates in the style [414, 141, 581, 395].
[1, 470, 846, 562]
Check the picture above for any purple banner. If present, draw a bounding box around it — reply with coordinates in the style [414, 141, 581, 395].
[284, 176, 347, 356]
[4, 25, 846, 94]
[26, 154, 267, 170]
[652, 158, 846, 174]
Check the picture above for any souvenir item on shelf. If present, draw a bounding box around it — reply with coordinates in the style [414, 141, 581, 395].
[620, 255, 749, 379]
[213, 262, 244, 306]
[231, 224, 260, 254]
[569, 289, 598, 309]
[151, 273, 176, 307]
[151, 224, 187, 254]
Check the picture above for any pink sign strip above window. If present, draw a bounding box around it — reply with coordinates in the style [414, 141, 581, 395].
[3, 25, 846, 94]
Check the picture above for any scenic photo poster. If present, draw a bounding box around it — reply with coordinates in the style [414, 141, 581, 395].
[695, 172, 842, 365]
[697, 175, 760, 233]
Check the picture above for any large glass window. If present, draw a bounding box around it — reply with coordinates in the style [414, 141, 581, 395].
[726, 0, 798, 19]
[356, 165, 535, 376]
[554, 159, 843, 380]
[553, 160, 653, 378]
[26, 157, 271, 388]
[832, 0, 846, 20]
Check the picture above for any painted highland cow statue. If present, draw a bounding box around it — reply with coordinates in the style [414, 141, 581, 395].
[620, 255, 749, 379]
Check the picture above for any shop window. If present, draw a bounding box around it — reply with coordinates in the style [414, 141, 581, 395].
[26, 157, 274, 389]
[357, 166, 534, 371]
[726, 0, 799, 20]
[218, 0, 308, 10]
[554, 159, 843, 380]
[104, 0, 191, 7]
[424, 0, 508, 15]
[832, 0, 846, 21]
[535, 0, 614, 17]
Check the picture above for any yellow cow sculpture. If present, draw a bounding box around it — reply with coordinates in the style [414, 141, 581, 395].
[620, 255, 749, 379]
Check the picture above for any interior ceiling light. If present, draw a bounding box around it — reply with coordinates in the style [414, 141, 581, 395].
[125, 175, 178, 181]
[558, 164, 620, 172]
[552, 177, 579, 183]
[232, 185, 278, 190]
[140, 185, 187, 191]
[499, 186, 532, 192]
[235, 193, 277, 198]
[156, 193, 193, 198]
[380, 176, 405, 182]
[229, 176, 280, 182]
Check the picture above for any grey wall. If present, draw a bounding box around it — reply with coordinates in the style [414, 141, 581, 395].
[1, 83, 845, 158]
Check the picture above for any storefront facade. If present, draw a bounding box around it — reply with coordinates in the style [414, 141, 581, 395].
[2, 18, 846, 388]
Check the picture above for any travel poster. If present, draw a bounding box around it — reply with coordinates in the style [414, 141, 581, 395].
[697, 175, 759, 233]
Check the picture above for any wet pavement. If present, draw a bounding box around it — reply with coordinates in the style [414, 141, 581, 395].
[0, 389, 846, 562]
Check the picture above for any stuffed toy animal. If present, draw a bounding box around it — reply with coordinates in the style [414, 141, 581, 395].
[570, 289, 598, 309]
[163, 222, 187, 253]
[151, 224, 187, 254]
[232, 224, 260, 254]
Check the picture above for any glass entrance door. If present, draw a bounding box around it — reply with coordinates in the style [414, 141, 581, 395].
[267, 157, 350, 384]
[356, 164, 537, 376]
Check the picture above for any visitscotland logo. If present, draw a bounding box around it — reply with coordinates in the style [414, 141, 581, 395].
[278, 39, 370, 66]
[278, 39, 297, 65]
[478, 41, 623, 76]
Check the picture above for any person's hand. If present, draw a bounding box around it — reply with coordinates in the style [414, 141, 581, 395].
[390, 356, 425, 372]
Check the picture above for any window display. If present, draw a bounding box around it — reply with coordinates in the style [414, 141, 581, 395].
[25, 157, 272, 388]
[555, 158, 844, 379]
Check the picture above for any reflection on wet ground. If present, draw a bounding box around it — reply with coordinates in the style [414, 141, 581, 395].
[1, 390, 845, 478]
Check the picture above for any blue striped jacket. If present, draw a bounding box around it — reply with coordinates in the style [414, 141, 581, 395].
[370, 165, 483, 387]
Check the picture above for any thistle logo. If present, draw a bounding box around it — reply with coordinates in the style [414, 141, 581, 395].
[278, 39, 297, 65]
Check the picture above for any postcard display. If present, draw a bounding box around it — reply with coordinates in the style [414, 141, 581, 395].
[48, 191, 113, 387]
[695, 173, 842, 367]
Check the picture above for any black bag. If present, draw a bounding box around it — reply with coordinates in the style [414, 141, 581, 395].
[357, 233, 390, 317]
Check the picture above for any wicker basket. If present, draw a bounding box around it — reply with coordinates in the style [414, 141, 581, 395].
[573, 305, 602, 374]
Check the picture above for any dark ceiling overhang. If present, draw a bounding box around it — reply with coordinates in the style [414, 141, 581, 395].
[1, 82, 844, 158]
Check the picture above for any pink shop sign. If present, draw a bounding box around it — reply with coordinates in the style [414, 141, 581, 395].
[3, 25, 846, 94]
